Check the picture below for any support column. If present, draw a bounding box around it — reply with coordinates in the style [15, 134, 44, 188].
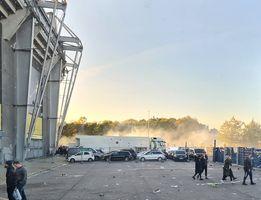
[14, 17, 34, 161]
[43, 59, 62, 155]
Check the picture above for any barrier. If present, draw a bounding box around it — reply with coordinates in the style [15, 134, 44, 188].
[213, 147, 260, 167]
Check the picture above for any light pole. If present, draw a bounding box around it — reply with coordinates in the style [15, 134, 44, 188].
[147, 110, 150, 138]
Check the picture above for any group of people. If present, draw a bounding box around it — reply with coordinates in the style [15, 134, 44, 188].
[192, 152, 208, 180]
[222, 154, 256, 185]
[192, 152, 256, 185]
[5, 160, 27, 200]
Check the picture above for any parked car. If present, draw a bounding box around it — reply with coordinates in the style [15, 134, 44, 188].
[103, 151, 132, 162]
[67, 147, 81, 159]
[121, 149, 137, 159]
[68, 151, 95, 163]
[194, 148, 206, 156]
[95, 149, 105, 160]
[172, 150, 188, 161]
[67, 147, 104, 160]
[137, 150, 166, 162]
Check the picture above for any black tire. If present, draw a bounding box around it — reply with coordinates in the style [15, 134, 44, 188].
[70, 158, 75, 163]
[88, 158, 93, 162]
[140, 157, 145, 162]
[125, 157, 129, 162]
[158, 157, 163, 162]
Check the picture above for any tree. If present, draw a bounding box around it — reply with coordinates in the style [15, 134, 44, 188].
[243, 120, 261, 146]
[76, 116, 87, 124]
[218, 117, 244, 145]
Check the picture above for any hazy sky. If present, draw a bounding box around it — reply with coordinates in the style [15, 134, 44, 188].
[64, 0, 261, 128]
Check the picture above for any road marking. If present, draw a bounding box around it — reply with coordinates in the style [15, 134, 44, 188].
[28, 163, 68, 179]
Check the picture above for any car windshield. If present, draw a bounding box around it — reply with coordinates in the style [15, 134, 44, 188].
[176, 151, 186, 154]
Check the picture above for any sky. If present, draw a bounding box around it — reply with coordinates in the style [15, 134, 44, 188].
[64, 0, 261, 128]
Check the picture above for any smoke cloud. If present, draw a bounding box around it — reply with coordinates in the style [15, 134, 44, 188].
[106, 127, 216, 148]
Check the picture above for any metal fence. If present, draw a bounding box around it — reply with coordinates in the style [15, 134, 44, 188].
[213, 147, 261, 168]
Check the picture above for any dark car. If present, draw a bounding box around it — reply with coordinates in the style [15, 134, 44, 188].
[194, 148, 205, 156]
[67, 147, 81, 159]
[172, 150, 188, 161]
[121, 149, 137, 159]
[104, 151, 132, 162]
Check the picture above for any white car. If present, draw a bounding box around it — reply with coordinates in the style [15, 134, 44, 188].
[138, 150, 166, 162]
[68, 151, 95, 163]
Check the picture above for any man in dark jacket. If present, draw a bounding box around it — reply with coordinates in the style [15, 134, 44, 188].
[202, 152, 208, 179]
[242, 154, 256, 185]
[192, 155, 203, 180]
[5, 160, 16, 200]
[14, 161, 27, 200]
[222, 155, 236, 181]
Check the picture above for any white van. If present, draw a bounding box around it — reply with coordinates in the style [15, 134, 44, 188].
[68, 151, 95, 163]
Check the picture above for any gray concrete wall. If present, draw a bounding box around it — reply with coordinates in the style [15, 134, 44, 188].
[0, 15, 63, 162]
[1, 23, 16, 161]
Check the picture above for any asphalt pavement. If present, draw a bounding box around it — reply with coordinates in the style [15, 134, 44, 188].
[0, 159, 261, 200]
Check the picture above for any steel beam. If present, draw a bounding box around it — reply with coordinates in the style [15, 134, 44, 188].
[65, 63, 78, 68]
[59, 36, 81, 44]
[24, 0, 64, 54]
[37, 1, 66, 11]
[25, 1, 67, 158]
[62, 45, 83, 52]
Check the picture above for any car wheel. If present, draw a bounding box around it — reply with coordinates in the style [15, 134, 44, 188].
[140, 157, 145, 162]
[158, 157, 163, 162]
[125, 157, 129, 162]
[88, 158, 93, 162]
[70, 158, 75, 163]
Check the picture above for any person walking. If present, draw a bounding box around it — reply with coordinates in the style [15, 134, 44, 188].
[5, 161, 17, 200]
[14, 161, 27, 200]
[192, 155, 203, 180]
[202, 152, 208, 179]
[222, 155, 236, 181]
[242, 154, 256, 185]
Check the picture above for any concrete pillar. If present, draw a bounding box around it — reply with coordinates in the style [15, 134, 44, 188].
[14, 17, 34, 161]
[1, 24, 16, 162]
[43, 60, 62, 155]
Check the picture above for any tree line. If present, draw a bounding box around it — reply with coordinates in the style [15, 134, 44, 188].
[218, 117, 261, 147]
[62, 116, 209, 137]
[61, 116, 261, 147]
